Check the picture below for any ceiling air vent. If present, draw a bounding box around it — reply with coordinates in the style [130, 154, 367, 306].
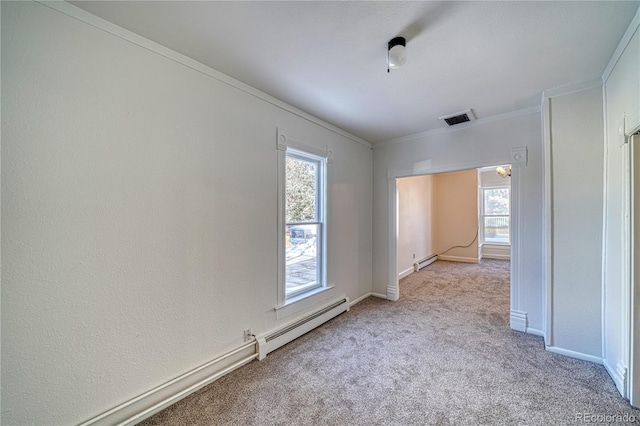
[439, 109, 476, 127]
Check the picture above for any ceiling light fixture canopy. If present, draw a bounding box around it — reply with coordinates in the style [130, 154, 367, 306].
[387, 36, 406, 72]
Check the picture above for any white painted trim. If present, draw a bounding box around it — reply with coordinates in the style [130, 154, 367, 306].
[387, 178, 399, 301]
[370, 292, 388, 300]
[437, 255, 479, 264]
[546, 346, 603, 365]
[630, 135, 640, 406]
[276, 142, 287, 307]
[387, 154, 524, 315]
[349, 293, 371, 306]
[481, 254, 510, 261]
[543, 97, 553, 347]
[386, 283, 398, 302]
[601, 83, 609, 370]
[392, 158, 511, 181]
[276, 129, 330, 317]
[277, 127, 329, 158]
[608, 101, 634, 400]
[526, 327, 545, 337]
[511, 166, 524, 333]
[36, 1, 372, 149]
[510, 310, 527, 332]
[624, 137, 633, 400]
[542, 78, 602, 99]
[481, 244, 511, 260]
[275, 286, 337, 320]
[350, 292, 388, 306]
[375, 106, 540, 148]
[78, 341, 257, 426]
[604, 358, 629, 396]
[602, 6, 640, 84]
[398, 267, 414, 280]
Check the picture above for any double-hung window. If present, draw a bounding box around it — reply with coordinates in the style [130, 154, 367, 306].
[280, 145, 327, 302]
[481, 187, 510, 244]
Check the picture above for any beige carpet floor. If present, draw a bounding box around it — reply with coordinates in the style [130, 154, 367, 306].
[140, 260, 640, 425]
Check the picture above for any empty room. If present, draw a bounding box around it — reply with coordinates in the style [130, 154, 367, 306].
[2, 1, 640, 425]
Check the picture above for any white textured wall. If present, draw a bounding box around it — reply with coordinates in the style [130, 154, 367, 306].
[1, 2, 372, 425]
[396, 175, 435, 276]
[434, 170, 479, 262]
[547, 86, 603, 357]
[397, 170, 481, 275]
[603, 23, 640, 391]
[373, 112, 544, 330]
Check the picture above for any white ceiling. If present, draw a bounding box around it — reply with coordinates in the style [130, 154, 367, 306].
[71, 1, 639, 144]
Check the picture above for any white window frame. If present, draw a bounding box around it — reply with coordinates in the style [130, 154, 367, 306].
[276, 129, 331, 315]
[284, 150, 325, 299]
[480, 185, 511, 245]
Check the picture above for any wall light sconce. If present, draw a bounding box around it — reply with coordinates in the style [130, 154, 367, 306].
[388, 36, 406, 72]
[496, 165, 512, 178]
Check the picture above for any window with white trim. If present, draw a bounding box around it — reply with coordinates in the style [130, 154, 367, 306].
[481, 187, 510, 244]
[283, 149, 326, 299]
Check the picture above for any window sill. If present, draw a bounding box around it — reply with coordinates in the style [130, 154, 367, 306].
[275, 285, 336, 320]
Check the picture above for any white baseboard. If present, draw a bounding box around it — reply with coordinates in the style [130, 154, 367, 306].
[481, 244, 511, 260]
[546, 345, 603, 365]
[482, 254, 511, 260]
[398, 267, 414, 280]
[437, 255, 479, 264]
[386, 283, 399, 301]
[349, 292, 371, 306]
[510, 310, 527, 332]
[526, 327, 545, 337]
[350, 292, 389, 307]
[78, 342, 257, 426]
[603, 358, 628, 397]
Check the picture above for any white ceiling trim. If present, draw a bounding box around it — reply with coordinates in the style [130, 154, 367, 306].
[602, 5, 640, 84]
[37, 1, 373, 149]
[375, 106, 541, 149]
[542, 78, 603, 100]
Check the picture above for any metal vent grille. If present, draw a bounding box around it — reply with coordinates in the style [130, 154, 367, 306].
[444, 114, 470, 126]
[439, 109, 476, 126]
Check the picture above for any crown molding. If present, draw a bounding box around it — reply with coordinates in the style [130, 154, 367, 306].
[542, 78, 602, 100]
[602, 5, 640, 84]
[375, 106, 541, 148]
[36, 1, 372, 149]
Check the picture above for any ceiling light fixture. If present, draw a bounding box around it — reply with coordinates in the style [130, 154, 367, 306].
[387, 36, 406, 72]
[496, 165, 512, 178]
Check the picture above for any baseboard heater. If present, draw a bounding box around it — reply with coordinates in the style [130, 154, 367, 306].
[414, 254, 438, 272]
[257, 297, 349, 360]
[78, 339, 258, 426]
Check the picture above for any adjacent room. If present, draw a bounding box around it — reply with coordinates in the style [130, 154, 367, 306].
[396, 165, 511, 276]
[396, 165, 511, 300]
[2, 1, 640, 425]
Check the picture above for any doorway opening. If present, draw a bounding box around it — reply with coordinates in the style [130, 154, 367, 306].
[397, 166, 511, 276]
[389, 162, 525, 333]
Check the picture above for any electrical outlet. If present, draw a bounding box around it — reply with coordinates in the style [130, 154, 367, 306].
[244, 329, 253, 342]
[413, 253, 416, 259]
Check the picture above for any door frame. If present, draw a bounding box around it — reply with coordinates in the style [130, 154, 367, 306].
[629, 130, 639, 406]
[386, 148, 530, 334]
